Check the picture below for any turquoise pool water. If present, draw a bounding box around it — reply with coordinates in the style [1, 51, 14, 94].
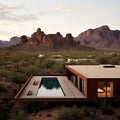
[37, 78, 65, 97]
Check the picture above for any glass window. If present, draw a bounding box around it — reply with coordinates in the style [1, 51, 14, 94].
[79, 78, 85, 94]
[82, 79, 85, 94]
[97, 81, 113, 98]
[79, 78, 82, 92]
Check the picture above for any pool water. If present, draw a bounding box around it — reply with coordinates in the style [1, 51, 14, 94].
[37, 78, 65, 97]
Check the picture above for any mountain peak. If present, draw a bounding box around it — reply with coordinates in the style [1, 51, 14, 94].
[14, 28, 86, 50]
[98, 25, 110, 31]
[1, 25, 120, 50]
[76, 25, 120, 49]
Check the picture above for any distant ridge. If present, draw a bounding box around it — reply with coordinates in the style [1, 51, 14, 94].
[0, 37, 20, 47]
[6, 28, 92, 51]
[1, 25, 120, 50]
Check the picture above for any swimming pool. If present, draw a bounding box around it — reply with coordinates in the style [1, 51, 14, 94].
[37, 77, 65, 97]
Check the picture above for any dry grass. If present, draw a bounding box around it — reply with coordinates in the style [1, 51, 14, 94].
[28, 108, 59, 120]
[27, 106, 120, 120]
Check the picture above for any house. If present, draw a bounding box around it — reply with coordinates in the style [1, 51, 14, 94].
[38, 54, 47, 58]
[66, 65, 120, 101]
[67, 58, 95, 63]
[15, 65, 120, 102]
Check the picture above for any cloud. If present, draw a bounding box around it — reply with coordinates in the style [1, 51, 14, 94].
[0, 3, 39, 22]
[56, 5, 80, 12]
[56, 6, 72, 12]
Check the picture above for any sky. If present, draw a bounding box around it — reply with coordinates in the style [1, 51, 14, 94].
[0, 0, 120, 41]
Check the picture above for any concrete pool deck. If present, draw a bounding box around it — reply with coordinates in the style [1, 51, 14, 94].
[15, 75, 85, 102]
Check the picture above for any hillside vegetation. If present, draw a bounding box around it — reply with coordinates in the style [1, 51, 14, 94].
[0, 50, 120, 120]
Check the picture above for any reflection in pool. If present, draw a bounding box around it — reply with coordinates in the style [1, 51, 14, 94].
[37, 78, 65, 97]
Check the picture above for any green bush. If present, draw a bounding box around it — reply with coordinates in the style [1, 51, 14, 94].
[57, 106, 83, 120]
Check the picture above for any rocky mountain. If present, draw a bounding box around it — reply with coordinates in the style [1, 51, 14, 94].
[0, 37, 20, 47]
[9, 28, 90, 51]
[2, 25, 119, 50]
[9, 37, 20, 46]
[0, 40, 8, 47]
[76, 25, 120, 49]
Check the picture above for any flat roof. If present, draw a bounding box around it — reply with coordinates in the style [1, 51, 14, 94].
[66, 65, 120, 79]
[15, 76, 85, 102]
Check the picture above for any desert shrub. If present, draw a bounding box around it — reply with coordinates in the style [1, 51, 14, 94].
[108, 56, 120, 65]
[0, 84, 7, 92]
[83, 109, 91, 116]
[100, 101, 114, 115]
[24, 102, 50, 113]
[0, 111, 9, 120]
[9, 109, 26, 120]
[10, 72, 27, 84]
[0, 70, 9, 78]
[90, 110, 103, 120]
[0, 58, 7, 65]
[57, 106, 83, 120]
[35, 57, 48, 66]
[77, 60, 95, 65]
[96, 56, 109, 64]
[11, 57, 21, 63]
[14, 65, 25, 73]
[102, 104, 114, 115]
[45, 59, 56, 69]
[52, 62, 65, 73]
[24, 65, 42, 76]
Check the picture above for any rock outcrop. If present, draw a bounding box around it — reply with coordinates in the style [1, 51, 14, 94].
[17, 28, 83, 50]
[31, 28, 45, 42]
[1, 25, 120, 50]
[76, 25, 120, 49]
[9, 36, 20, 45]
[0, 37, 20, 47]
[20, 35, 28, 44]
